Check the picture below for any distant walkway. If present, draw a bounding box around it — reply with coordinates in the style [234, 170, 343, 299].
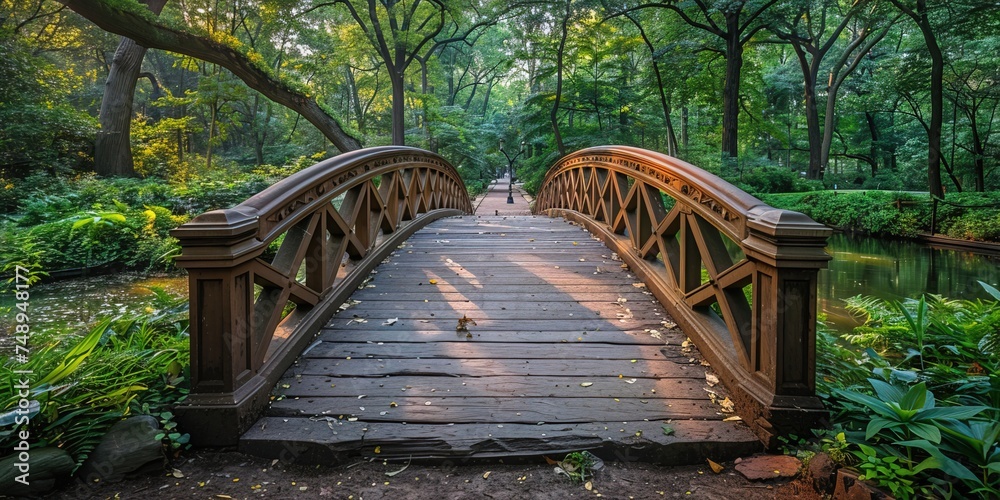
[473, 176, 532, 215]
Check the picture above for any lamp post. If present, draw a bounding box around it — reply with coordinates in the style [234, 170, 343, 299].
[499, 139, 526, 204]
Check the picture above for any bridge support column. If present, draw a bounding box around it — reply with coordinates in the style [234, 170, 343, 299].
[171, 209, 269, 446]
[742, 208, 831, 447]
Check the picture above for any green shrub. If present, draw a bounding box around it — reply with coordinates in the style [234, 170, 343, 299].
[816, 283, 1000, 498]
[0, 295, 190, 469]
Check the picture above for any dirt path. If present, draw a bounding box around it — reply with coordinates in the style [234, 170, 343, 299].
[57, 450, 821, 499]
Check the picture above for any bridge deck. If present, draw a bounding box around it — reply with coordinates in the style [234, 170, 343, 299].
[240, 215, 758, 464]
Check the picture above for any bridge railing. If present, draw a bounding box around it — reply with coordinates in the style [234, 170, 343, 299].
[170, 146, 472, 445]
[534, 146, 831, 447]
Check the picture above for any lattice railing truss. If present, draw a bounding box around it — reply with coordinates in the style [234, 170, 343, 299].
[535, 146, 831, 447]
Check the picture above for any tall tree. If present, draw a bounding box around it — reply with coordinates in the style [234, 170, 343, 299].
[330, 0, 486, 146]
[624, 0, 779, 162]
[94, 0, 168, 177]
[550, 0, 571, 156]
[889, 0, 944, 197]
[771, 0, 898, 179]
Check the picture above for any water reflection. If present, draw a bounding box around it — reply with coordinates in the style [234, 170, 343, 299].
[819, 234, 1000, 332]
[0, 273, 188, 333]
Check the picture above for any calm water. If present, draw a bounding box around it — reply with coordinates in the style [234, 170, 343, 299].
[820, 234, 1000, 332]
[0, 273, 188, 334]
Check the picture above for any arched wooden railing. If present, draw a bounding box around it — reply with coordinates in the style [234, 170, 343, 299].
[170, 147, 472, 446]
[534, 146, 831, 447]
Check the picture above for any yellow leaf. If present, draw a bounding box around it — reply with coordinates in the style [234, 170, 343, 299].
[483, 471, 491, 479]
[585, 481, 593, 491]
[580, 382, 594, 387]
[374, 446, 381, 454]
[429, 279, 438, 284]
[707, 459, 724, 474]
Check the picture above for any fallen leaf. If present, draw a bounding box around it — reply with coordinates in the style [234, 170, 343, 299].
[386, 457, 411, 477]
[429, 279, 438, 284]
[580, 382, 594, 387]
[383, 318, 398, 326]
[585, 481, 593, 491]
[543, 456, 559, 465]
[719, 397, 735, 413]
[705, 373, 719, 387]
[483, 471, 491, 479]
[661, 425, 675, 436]
[723, 416, 743, 422]
[707, 459, 724, 474]
[374, 446, 381, 454]
[625, 378, 637, 384]
[172, 469, 184, 478]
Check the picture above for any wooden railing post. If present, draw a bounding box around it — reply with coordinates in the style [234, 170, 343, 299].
[742, 208, 832, 445]
[170, 209, 272, 445]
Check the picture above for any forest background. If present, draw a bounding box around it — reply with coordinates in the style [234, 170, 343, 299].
[2, 0, 999, 273]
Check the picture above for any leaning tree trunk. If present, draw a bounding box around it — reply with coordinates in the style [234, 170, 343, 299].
[94, 0, 168, 177]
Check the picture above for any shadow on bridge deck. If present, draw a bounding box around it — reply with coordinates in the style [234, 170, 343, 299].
[240, 212, 759, 465]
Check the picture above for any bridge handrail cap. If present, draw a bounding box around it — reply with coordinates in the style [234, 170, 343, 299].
[170, 207, 260, 242]
[747, 207, 831, 239]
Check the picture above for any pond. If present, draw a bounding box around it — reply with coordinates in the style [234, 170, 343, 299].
[0, 272, 188, 335]
[819, 233, 1000, 332]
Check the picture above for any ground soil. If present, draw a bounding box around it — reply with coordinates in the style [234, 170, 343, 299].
[52, 449, 823, 499]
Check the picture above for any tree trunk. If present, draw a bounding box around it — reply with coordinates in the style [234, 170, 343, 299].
[921, 0, 945, 198]
[550, 0, 570, 156]
[721, 14, 742, 160]
[865, 111, 879, 176]
[390, 69, 405, 146]
[970, 117, 985, 191]
[681, 106, 689, 152]
[94, 0, 168, 177]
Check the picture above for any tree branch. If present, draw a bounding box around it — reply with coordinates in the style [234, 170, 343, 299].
[58, 0, 363, 151]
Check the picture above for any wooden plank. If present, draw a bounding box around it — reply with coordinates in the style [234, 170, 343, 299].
[349, 291, 655, 302]
[316, 329, 681, 345]
[331, 303, 663, 319]
[241, 418, 759, 464]
[266, 395, 721, 422]
[287, 357, 703, 379]
[302, 342, 684, 361]
[275, 374, 710, 399]
[324, 318, 669, 331]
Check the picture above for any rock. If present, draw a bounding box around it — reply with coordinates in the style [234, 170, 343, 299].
[77, 415, 163, 483]
[808, 452, 837, 493]
[0, 446, 75, 497]
[734, 454, 802, 481]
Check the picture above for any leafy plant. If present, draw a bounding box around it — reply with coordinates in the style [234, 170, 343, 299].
[556, 451, 597, 483]
[836, 379, 987, 444]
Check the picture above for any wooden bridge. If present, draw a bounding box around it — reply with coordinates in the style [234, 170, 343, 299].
[170, 146, 831, 464]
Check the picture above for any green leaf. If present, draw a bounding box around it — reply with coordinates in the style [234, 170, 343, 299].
[897, 440, 983, 484]
[899, 382, 929, 410]
[979, 281, 1000, 301]
[36, 317, 113, 386]
[866, 418, 895, 440]
[908, 422, 941, 443]
[868, 378, 906, 403]
[919, 406, 988, 421]
[834, 388, 897, 418]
